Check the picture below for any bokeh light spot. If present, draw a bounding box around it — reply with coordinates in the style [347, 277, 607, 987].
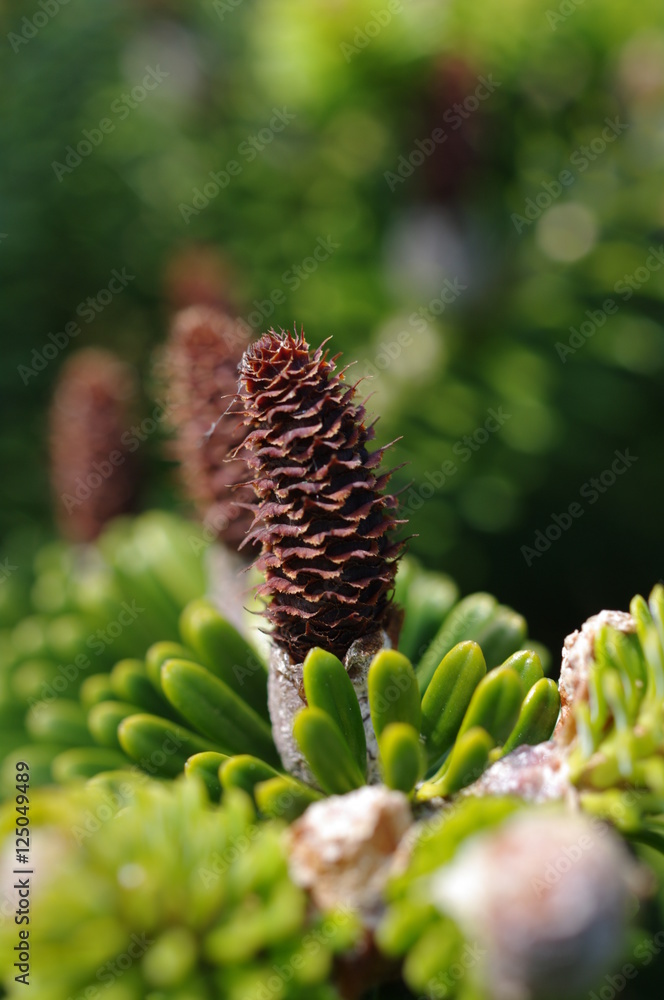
[536, 203, 598, 263]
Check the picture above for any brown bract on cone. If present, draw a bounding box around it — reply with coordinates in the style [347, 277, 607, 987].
[234, 328, 405, 663]
[165, 305, 254, 551]
[50, 348, 139, 543]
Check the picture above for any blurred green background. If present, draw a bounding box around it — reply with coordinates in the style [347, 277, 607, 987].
[1, 0, 663, 653]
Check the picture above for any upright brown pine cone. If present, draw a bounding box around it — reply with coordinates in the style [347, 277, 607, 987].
[50, 348, 139, 543]
[235, 329, 405, 663]
[165, 305, 254, 551]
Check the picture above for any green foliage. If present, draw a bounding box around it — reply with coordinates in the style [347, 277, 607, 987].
[0, 512, 208, 796]
[0, 778, 359, 1000]
[380, 722, 426, 793]
[416, 592, 531, 694]
[1, 538, 554, 812]
[420, 641, 487, 762]
[185, 751, 229, 800]
[379, 797, 524, 997]
[37, 566, 553, 807]
[254, 776, 322, 822]
[456, 666, 523, 745]
[568, 585, 664, 847]
[501, 649, 544, 693]
[51, 746, 128, 783]
[160, 658, 278, 763]
[88, 700, 142, 749]
[420, 727, 495, 800]
[368, 650, 422, 739]
[394, 561, 460, 664]
[417, 648, 558, 801]
[302, 648, 367, 777]
[111, 657, 182, 720]
[293, 707, 366, 795]
[118, 714, 223, 777]
[220, 755, 281, 799]
[502, 677, 561, 754]
[179, 599, 269, 719]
